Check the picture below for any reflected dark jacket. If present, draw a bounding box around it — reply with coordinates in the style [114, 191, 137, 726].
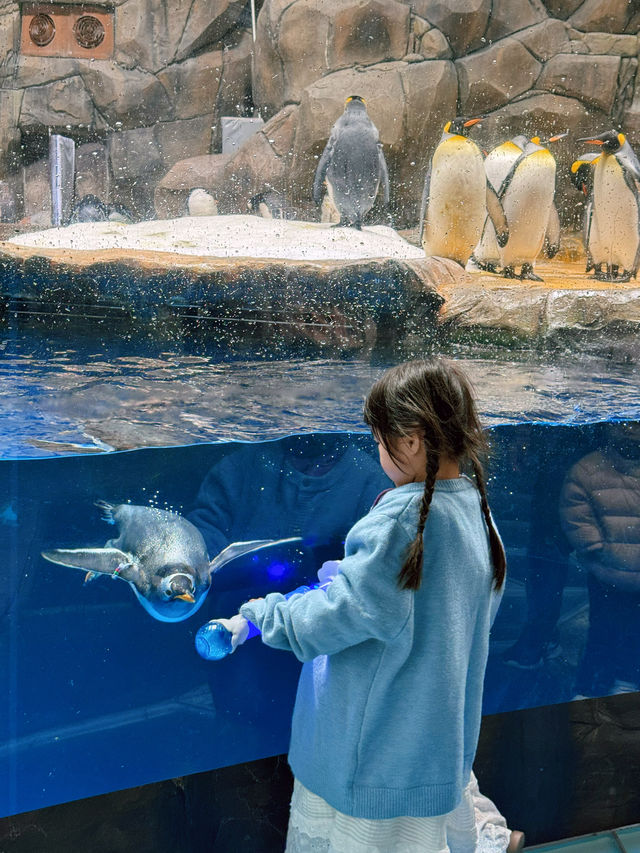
[560, 449, 640, 589]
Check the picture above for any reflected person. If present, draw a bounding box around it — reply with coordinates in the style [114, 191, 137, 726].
[560, 422, 640, 697]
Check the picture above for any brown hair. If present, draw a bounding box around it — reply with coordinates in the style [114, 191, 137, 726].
[363, 359, 506, 591]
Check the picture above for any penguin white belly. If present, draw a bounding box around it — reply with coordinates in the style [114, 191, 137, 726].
[423, 139, 486, 264]
[500, 151, 555, 268]
[593, 158, 639, 270]
[474, 145, 522, 265]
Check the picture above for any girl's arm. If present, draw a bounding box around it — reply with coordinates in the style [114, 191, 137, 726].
[240, 513, 413, 661]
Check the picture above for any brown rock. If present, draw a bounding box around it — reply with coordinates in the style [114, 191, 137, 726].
[569, 0, 635, 33]
[0, 8, 20, 65]
[513, 19, 571, 61]
[567, 30, 639, 56]
[484, 0, 548, 44]
[541, 0, 582, 18]
[328, 0, 410, 69]
[157, 50, 224, 121]
[114, 0, 191, 72]
[0, 88, 22, 175]
[154, 154, 232, 218]
[154, 115, 215, 168]
[175, 0, 248, 61]
[13, 56, 78, 89]
[108, 127, 164, 183]
[79, 61, 173, 128]
[418, 27, 452, 59]
[457, 38, 541, 114]
[409, 0, 491, 56]
[22, 156, 51, 227]
[19, 75, 94, 129]
[537, 53, 621, 114]
[215, 30, 253, 124]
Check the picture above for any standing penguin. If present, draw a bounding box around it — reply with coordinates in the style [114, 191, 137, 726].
[496, 136, 560, 280]
[420, 117, 509, 267]
[577, 130, 640, 281]
[571, 152, 604, 275]
[313, 95, 389, 230]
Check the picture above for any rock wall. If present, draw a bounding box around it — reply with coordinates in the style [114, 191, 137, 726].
[0, 0, 639, 225]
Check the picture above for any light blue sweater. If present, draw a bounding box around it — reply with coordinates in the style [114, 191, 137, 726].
[240, 477, 500, 820]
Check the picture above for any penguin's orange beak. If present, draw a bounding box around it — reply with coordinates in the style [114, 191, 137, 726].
[464, 117, 483, 128]
[578, 137, 604, 145]
[547, 132, 569, 143]
[176, 593, 196, 603]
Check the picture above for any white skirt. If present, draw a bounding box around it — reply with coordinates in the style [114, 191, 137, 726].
[285, 773, 510, 853]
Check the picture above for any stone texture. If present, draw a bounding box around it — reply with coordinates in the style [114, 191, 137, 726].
[215, 30, 253, 119]
[513, 19, 571, 61]
[418, 27, 452, 59]
[22, 156, 51, 227]
[19, 75, 94, 129]
[484, 0, 548, 44]
[409, 0, 491, 56]
[157, 50, 224, 121]
[108, 126, 164, 185]
[154, 115, 215, 169]
[537, 53, 621, 114]
[457, 38, 542, 114]
[252, 0, 411, 116]
[541, 0, 582, 18]
[79, 62, 173, 128]
[154, 153, 232, 218]
[567, 30, 639, 56]
[13, 56, 79, 89]
[568, 0, 636, 33]
[74, 143, 109, 203]
[175, 0, 248, 62]
[0, 88, 22, 175]
[114, 0, 191, 72]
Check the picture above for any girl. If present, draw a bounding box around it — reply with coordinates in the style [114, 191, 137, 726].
[221, 358, 506, 853]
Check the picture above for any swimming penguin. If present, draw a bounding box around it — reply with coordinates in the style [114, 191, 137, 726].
[420, 117, 509, 267]
[187, 188, 218, 217]
[495, 135, 562, 280]
[41, 501, 299, 623]
[571, 152, 604, 275]
[69, 194, 109, 224]
[248, 190, 296, 220]
[312, 95, 389, 230]
[576, 130, 640, 281]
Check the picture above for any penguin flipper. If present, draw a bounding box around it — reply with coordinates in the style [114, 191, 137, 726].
[41, 547, 138, 582]
[486, 183, 509, 248]
[209, 537, 302, 574]
[378, 144, 390, 206]
[543, 203, 561, 258]
[418, 168, 431, 242]
[618, 141, 640, 183]
[313, 140, 335, 204]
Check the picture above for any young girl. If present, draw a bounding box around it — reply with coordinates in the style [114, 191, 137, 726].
[220, 358, 506, 853]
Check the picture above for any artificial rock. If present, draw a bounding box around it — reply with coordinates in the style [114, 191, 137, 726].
[456, 38, 542, 114]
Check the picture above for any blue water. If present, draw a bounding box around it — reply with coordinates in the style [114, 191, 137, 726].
[2, 329, 640, 817]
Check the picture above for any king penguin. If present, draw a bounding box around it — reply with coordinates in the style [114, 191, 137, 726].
[313, 95, 389, 230]
[495, 135, 561, 280]
[420, 117, 509, 267]
[571, 152, 604, 275]
[577, 130, 640, 281]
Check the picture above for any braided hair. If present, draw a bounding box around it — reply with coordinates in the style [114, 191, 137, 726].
[363, 359, 506, 592]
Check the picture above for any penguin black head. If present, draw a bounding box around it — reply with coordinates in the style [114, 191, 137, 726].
[570, 159, 595, 195]
[345, 95, 366, 111]
[445, 116, 483, 137]
[159, 566, 196, 603]
[578, 130, 625, 154]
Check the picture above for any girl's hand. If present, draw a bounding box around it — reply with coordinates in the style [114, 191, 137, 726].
[318, 560, 342, 585]
[214, 614, 250, 651]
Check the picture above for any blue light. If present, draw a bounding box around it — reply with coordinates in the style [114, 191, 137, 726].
[267, 561, 289, 581]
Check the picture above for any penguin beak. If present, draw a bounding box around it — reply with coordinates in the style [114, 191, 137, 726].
[176, 592, 196, 603]
[463, 117, 483, 128]
[577, 136, 605, 145]
[547, 131, 569, 143]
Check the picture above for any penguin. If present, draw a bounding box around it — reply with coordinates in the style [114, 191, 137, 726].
[495, 135, 562, 280]
[107, 202, 134, 224]
[41, 501, 299, 623]
[69, 194, 109, 224]
[571, 152, 604, 275]
[420, 117, 509, 267]
[248, 190, 296, 220]
[576, 130, 640, 281]
[313, 95, 389, 230]
[187, 188, 218, 217]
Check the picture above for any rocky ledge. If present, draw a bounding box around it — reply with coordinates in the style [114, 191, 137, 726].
[1, 217, 639, 357]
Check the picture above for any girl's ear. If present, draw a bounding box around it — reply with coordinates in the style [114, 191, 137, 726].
[400, 431, 423, 457]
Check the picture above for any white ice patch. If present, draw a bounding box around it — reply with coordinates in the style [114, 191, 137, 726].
[9, 215, 426, 262]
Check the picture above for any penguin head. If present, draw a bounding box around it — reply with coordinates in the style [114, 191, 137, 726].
[570, 159, 596, 195]
[444, 116, 482, 138]
[158, 566, 197, 603]
[345, 95, 367, 112]
[578, 130, 624, 154]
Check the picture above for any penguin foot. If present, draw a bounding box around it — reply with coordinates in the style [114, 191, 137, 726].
[594, 270, 631, 283]
[520, 264, 543, 282]
[502, 266, 517, 279]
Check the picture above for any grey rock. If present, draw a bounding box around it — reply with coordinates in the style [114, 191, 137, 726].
[108, 126, 164, 182]
[215, 30, 253, 127]
[569, 0, 636, 33]
[513, 19, 571, 62]
[114, 0, 191, 72]
[19, 75, 94, 128]
[154, 153, 232, 218]
[157, 50, 224, 121]
[13, 56, 78, 89]
[22, 156, 51, 227]
[457, 38, 542, 114]
[409, 0, 491, 56]
[484, 0, 548, 44]
[75, 143, 109, 204]
[154, 115, 215, 169]
[327, 0, 410, 70]
[175, 0, 248, 62]
[541, 0, 582, 18]
[79, 62, 173, 128]
[537, 53, 621, 114]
